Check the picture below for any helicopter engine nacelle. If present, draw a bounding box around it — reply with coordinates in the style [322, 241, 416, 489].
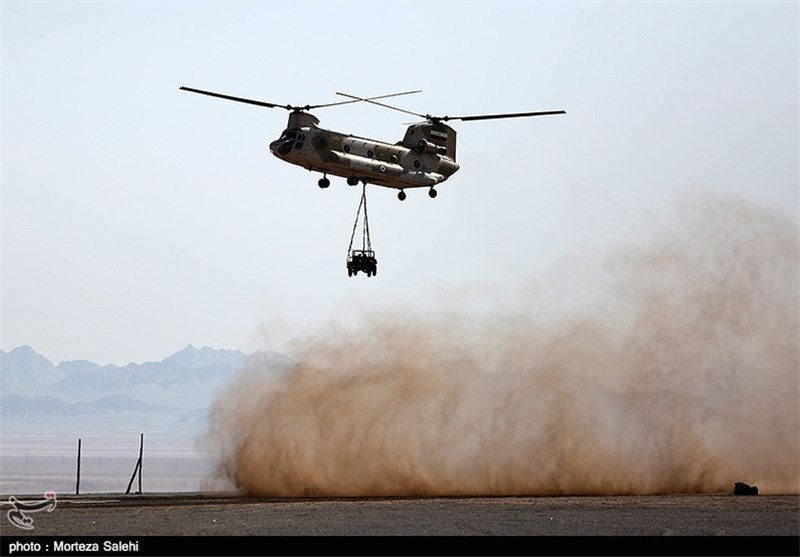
[415, 139, 447, 156]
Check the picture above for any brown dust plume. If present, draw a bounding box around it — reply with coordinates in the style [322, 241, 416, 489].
[206, 195, 799, 496]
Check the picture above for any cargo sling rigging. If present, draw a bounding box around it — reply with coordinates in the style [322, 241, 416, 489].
[346, 184, 378, 277]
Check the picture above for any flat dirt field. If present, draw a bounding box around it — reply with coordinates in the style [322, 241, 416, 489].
[1, 493, 798, 556]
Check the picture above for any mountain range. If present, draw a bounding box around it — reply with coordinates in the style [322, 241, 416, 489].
[0, 345, 292, 434]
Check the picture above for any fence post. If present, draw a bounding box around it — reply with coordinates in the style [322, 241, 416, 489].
[125, 433, 144, 495]
[137, 433, 144, 494]
[75, 438, 82, 495]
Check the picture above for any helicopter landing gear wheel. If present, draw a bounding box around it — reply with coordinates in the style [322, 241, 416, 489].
[398, 190, 407, 201]
[428, 188, 438, 199]
[318, 176, 330, 189]
[347, 176, 359, 186]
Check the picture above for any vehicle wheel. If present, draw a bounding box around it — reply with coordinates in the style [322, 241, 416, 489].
[398, 190, 407, 201]
[428, 188, 438, 198]
[318, 177, 330, 189]
[347, 176, 359, 186]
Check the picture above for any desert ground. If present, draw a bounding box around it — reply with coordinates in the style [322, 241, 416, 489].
[1, 492, 798, 557]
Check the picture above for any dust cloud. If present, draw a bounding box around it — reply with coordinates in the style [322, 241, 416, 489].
[206, 194, 799, 496]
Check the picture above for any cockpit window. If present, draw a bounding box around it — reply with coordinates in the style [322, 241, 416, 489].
[277, 129, 303, 155]
[279, 130, 299, 142]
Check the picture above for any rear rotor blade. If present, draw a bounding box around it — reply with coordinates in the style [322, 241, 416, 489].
[445, 110, 566, 122]
[313, 89, 422, 110]
[337, 91, 566, 123]
[336, 91, 429, 120]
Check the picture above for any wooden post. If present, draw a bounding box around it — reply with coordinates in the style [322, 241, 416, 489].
[125, 433, 144, 495]
[137, 433, 144, 494]
[75, 438, 82, 495]
[125, 460, 137, 495]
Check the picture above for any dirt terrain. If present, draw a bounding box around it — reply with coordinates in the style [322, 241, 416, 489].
[2, 492, 797, 538]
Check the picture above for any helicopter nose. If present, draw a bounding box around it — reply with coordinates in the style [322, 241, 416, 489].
[269, 139, 293, 157]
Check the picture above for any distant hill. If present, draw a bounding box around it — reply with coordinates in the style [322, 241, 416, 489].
[1, 393, 172, 418]
[0, 345, 66, 393]
[0, 345, 293, 433]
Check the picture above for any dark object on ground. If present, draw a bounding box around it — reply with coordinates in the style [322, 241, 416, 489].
[733, 482, 758, 495]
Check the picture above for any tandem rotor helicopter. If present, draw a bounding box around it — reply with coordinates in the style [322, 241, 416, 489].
[179, 86, 566, 201]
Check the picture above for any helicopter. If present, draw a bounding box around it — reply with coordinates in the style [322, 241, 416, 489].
[179, 86, 565, 201]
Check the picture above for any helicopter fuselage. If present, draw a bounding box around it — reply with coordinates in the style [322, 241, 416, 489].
[268, 112, 460, 192]
[179, 86, 564, 200]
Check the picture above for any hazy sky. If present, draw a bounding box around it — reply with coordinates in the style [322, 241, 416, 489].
[2, 1, 797, 366]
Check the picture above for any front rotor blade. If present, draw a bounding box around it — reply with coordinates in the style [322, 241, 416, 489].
[447, 110, 566, 122]
[179, 87, 290, 110]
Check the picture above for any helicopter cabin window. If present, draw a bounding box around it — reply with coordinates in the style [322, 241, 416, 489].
[294, 133, 305, 150]
[343, 144, 351, 153]
[367, 150, 374, 158]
